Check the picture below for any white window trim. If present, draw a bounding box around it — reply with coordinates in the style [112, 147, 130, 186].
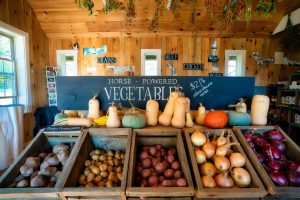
[56, 50, 78, 76]
[0, 20, 31, 113]
[224, 50, 246, 76]
[141, 49, 161, 76]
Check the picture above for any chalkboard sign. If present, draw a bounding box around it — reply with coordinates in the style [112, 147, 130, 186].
[56, 76, 255, 111]
[183, 63, 204, 70]
[165, 54, 178, 60]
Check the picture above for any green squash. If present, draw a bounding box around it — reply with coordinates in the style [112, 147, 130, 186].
[122, 113, 146, 128]
[228, 111, 251, 126]
[54, 111, 68, 121]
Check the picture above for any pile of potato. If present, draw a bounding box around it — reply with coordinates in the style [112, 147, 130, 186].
[10, 143, 73, 188]
[78, 149, 125, 187]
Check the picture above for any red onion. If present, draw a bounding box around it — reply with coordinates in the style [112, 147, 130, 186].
[267, 160, 283, 170]
[160, 148, 166, 156]
[267, 127, 284, 141]
[287, 170, 300, 186]
[269, 170, 288, 186]
[248, 142, 257, 152]
[152, 157, 161, 166]
[149, 146, 158, 156]
[142, 158, 152, 169]
[142, 146, 150, 152]
[253, 136, 269, 147]
[167, 154, 175, 164]
[244, 130, 254, 143]
[156, 144, 162, 150]
[255, 153, 265, 163]
[139, 151, 149, 160]
[168, 147, 177, 156]
[272, 141, 286, 153]
[263, 146, 282, 160]
[287, 161, 299, 172]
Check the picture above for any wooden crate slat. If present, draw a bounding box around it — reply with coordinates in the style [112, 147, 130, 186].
[233, 126, 300, 198]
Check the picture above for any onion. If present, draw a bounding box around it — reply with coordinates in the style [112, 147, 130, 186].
[141, 158, 152, 169]
[176, 178, 187, 187]
[155, 162, 167, 174]
[287, 161, 299, 172]
[200, 162, 217, 177]
[231, 167, 251, 187]
[287, 170, 300, 186]
[161, 179, 171, 187]
[167, 155, 175, 164]
[195, 149, 206, 164]
[171, 161, 181, 170]
[164, 169, 174, 179]
[136, 165, 143, 174]
[229, 153, 246, 168]
[244, 130, 254, 143]
[215, 173, 234, 188]
[139, 151, 149, 160]
[202, 175, 216, 188]
[214, 156, 230, 171]
[216, 142, 240, 157]
[156, 144, 162, 150]
[159, 175, 165, 183]
[140, 179, 148, 187]
[253, 136, 269, 147]
[269, 170, 288, 186]
[272, 141, 286, 153]
[174, 170, 183, 179]
[160, 148, 166, 156]
[149, 146, 158, 156]
[267, 160, 283, 170]
[255, 153, 265, 163]
[167, 147, 177, 156]
[148, 175, 159, 187]
[267, 127, 283, 141]
[202, 142, 215, 159]
[263, 146, 282, 160]
[191, 131, 207, 147]
[216, 131, 228, 147]
[141, 169, 152, 179]
[152, 157, 161, 166]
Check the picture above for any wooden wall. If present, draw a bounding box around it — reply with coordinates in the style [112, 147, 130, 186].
[49, 36, 284, 86]
[0, 0, 49, 143]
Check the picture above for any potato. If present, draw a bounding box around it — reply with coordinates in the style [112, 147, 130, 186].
[108, 166, 114, 172]
[44, 153, 55, 162]
[25, 157, 40, 170]
[95, 161, 102, 167]
[117, 172, 123, 182]
[30, 171, 39, 179]
[90, 165, 100, 175]
[91, 154, 99, 161]
[53, 144, 69, 154]
[20, 165, 33, 177]
[84, 168, 91, 176]
[108, 174, 119, 184]
[107, 150, 114, 157]
[89, 150, 96, 157]
[85, 160, 92, 167]
[99, 164, 108, 171]
[38, 152, 48, 159]
[99, 150, 106, 155]
[94, 149, 101, 155]
[100, 171, 108, 178]
[16, 179, 29, 188]
[115, 151, 121, 159]
[94, 175, 103, 184]
[40, 161, 50, 170]
[30, 175, 47, 187]
[85, 182, 94, 187]
[57, 150, 69, 165]
[46, 155, 60, 166]
[98, 181, 106, 187]
[14, 174, 25, 183]
[107, 159, 114, 166]
[113, 158, 120, 166]
[99, 155, 107, 161]
[107, 155, 113, 160]
[120, 153, 125, 160]
[106, 180, 113, 187]
[116, 166, 123, 173]
[40, 167, 57, 177]
[78, 174, 86, 184]
[50, 171, 62, 183]
[87, 173, 95, 182]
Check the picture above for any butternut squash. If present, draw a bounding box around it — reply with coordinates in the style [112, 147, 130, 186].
[106, 103, 121, 128]
[196, 103, 206, 125]
[171, 97, 187, 128]
[146, 100, 159, 126]
[158, 91, 180, 126]
[87, 94, 100, 119]
[185, 112, 194, 128]
[185, 97, 191, 113]
[250, 95, 269, 125]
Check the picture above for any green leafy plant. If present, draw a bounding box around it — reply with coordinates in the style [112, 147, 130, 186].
[245, 0, 252, 23]
[255, 0, 275, 15]
[222, 0, 245, 30]
[148, 0, 164, 32]
[74, 0, 94, 15]
[103, 0, 124, 14]
[125, 0, 136, 24]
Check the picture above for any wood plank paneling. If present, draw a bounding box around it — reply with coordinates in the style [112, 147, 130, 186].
[0, 0, 49, 143]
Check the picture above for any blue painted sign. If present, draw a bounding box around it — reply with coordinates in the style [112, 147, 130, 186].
[208, 55, 219, 62]
[183, 63, 204, 70]
[165, 54, 178, 60]
[56, 76, 255, 111]
[83, 45, 107, 56]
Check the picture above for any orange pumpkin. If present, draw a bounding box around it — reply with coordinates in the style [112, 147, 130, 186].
[204, 111, 228, 128]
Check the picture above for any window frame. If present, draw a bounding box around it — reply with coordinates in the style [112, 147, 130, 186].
[224, 50, 246, 77]
[0, 31, 17, 104]
[141, 49, 161, 76]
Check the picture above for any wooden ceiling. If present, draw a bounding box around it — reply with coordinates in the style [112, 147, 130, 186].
[26, 0, 300, 39]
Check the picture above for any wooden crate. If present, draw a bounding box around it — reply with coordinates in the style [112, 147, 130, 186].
[0, 129, 84, 199]
[184, 128, 267, 199]
[126, 128, 194, 199]
[59, 128, 132, 200]
[233, 126, 300, 198]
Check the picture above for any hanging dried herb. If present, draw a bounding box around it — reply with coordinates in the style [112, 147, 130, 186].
[103, 0, 124, 14]
[280, 14, 300, 53]
[245, 0, 252, 23]
[149, 0, 164, 32]
[222, 0, 245, 30]
[255, 0, 275, 16]
[171, 0, 181, 21]
[74, 0, 94, 15]
[125, 0, 136, 24]
[182, 0, 197, 31]
[205, 0, 216, 24]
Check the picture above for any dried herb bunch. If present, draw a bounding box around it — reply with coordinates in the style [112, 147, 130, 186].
[182, 0, 197, 31]
[170, 0, 182, 21]
[149, 0, 164, 32]
[255, 0, 276, 15]
[205, 0, 216, 24]
[125, 0, 136, 24]
[103, 0, 124, 14]
[222, 0, 245, 30]
[74, 0, 94, 15]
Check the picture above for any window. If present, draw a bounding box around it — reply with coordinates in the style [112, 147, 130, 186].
[56, 50, 78, 76]
[0, 33, 16, 105]
[225, 50, 246, 77]
[141, 49, 161, 76]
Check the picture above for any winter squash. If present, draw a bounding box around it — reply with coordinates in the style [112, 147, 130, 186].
[122, 111, 146, 128]
[171, 97, 187, 128]
[158, 91, 180, 126]
[146, 100, 159, 126]
[195, 103, 206, 125]
[185, 112, 194, 128]
[236, 98, 247, 113]
[54, 111, 68, 121]
[87, 94, 100, 119]
[228, 111, 251, 126]
[250, 95, 269, 125]
[185, 97, 191, 112]
[204, 111, 228, 128]
[106, 102, 121, 128]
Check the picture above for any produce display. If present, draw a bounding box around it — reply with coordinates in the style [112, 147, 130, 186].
[106, 102, 121, 128]
[250, 95, 270, 126]
[9, 143, 73, 188]
[134, 144, 187, 187]
[146, 100, 159, 126]
[78, 149, 125, 187]
[204, 111, 228, 128]
[191, 130, 252, 188]
[242, 127, 300, 187]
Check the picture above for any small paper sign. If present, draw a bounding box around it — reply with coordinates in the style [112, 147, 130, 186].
[97, 57, 117, 64]
[165, 54, 178, 60]
[183, 63, 204, 70]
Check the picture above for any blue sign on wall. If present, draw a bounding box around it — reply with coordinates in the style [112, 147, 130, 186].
[97, 57, 116, 64]
[165, 54, 178, 60]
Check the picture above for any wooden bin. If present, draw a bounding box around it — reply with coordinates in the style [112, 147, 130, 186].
[0, 129, 84, 200]
[126, 128, 194, 200]
[184, 128, 267, 199]
[233, 126, 300, 198]
[60, 128, 132, 200]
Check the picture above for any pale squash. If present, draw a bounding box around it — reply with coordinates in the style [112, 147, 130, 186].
[106, 103, 121, 128]
[87, 94, 100, 119]
[185, 97, 191, 113]
[196, 103, 206, 125]
[171, 97, 187, 128]
[122, 112, 146, 128]
[158, 91, 180, 126]
[236, 98, 247, 113]
[146, 100, 159, 126]
[250, 95, 270, 125]
[185, 112, 194, 128]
